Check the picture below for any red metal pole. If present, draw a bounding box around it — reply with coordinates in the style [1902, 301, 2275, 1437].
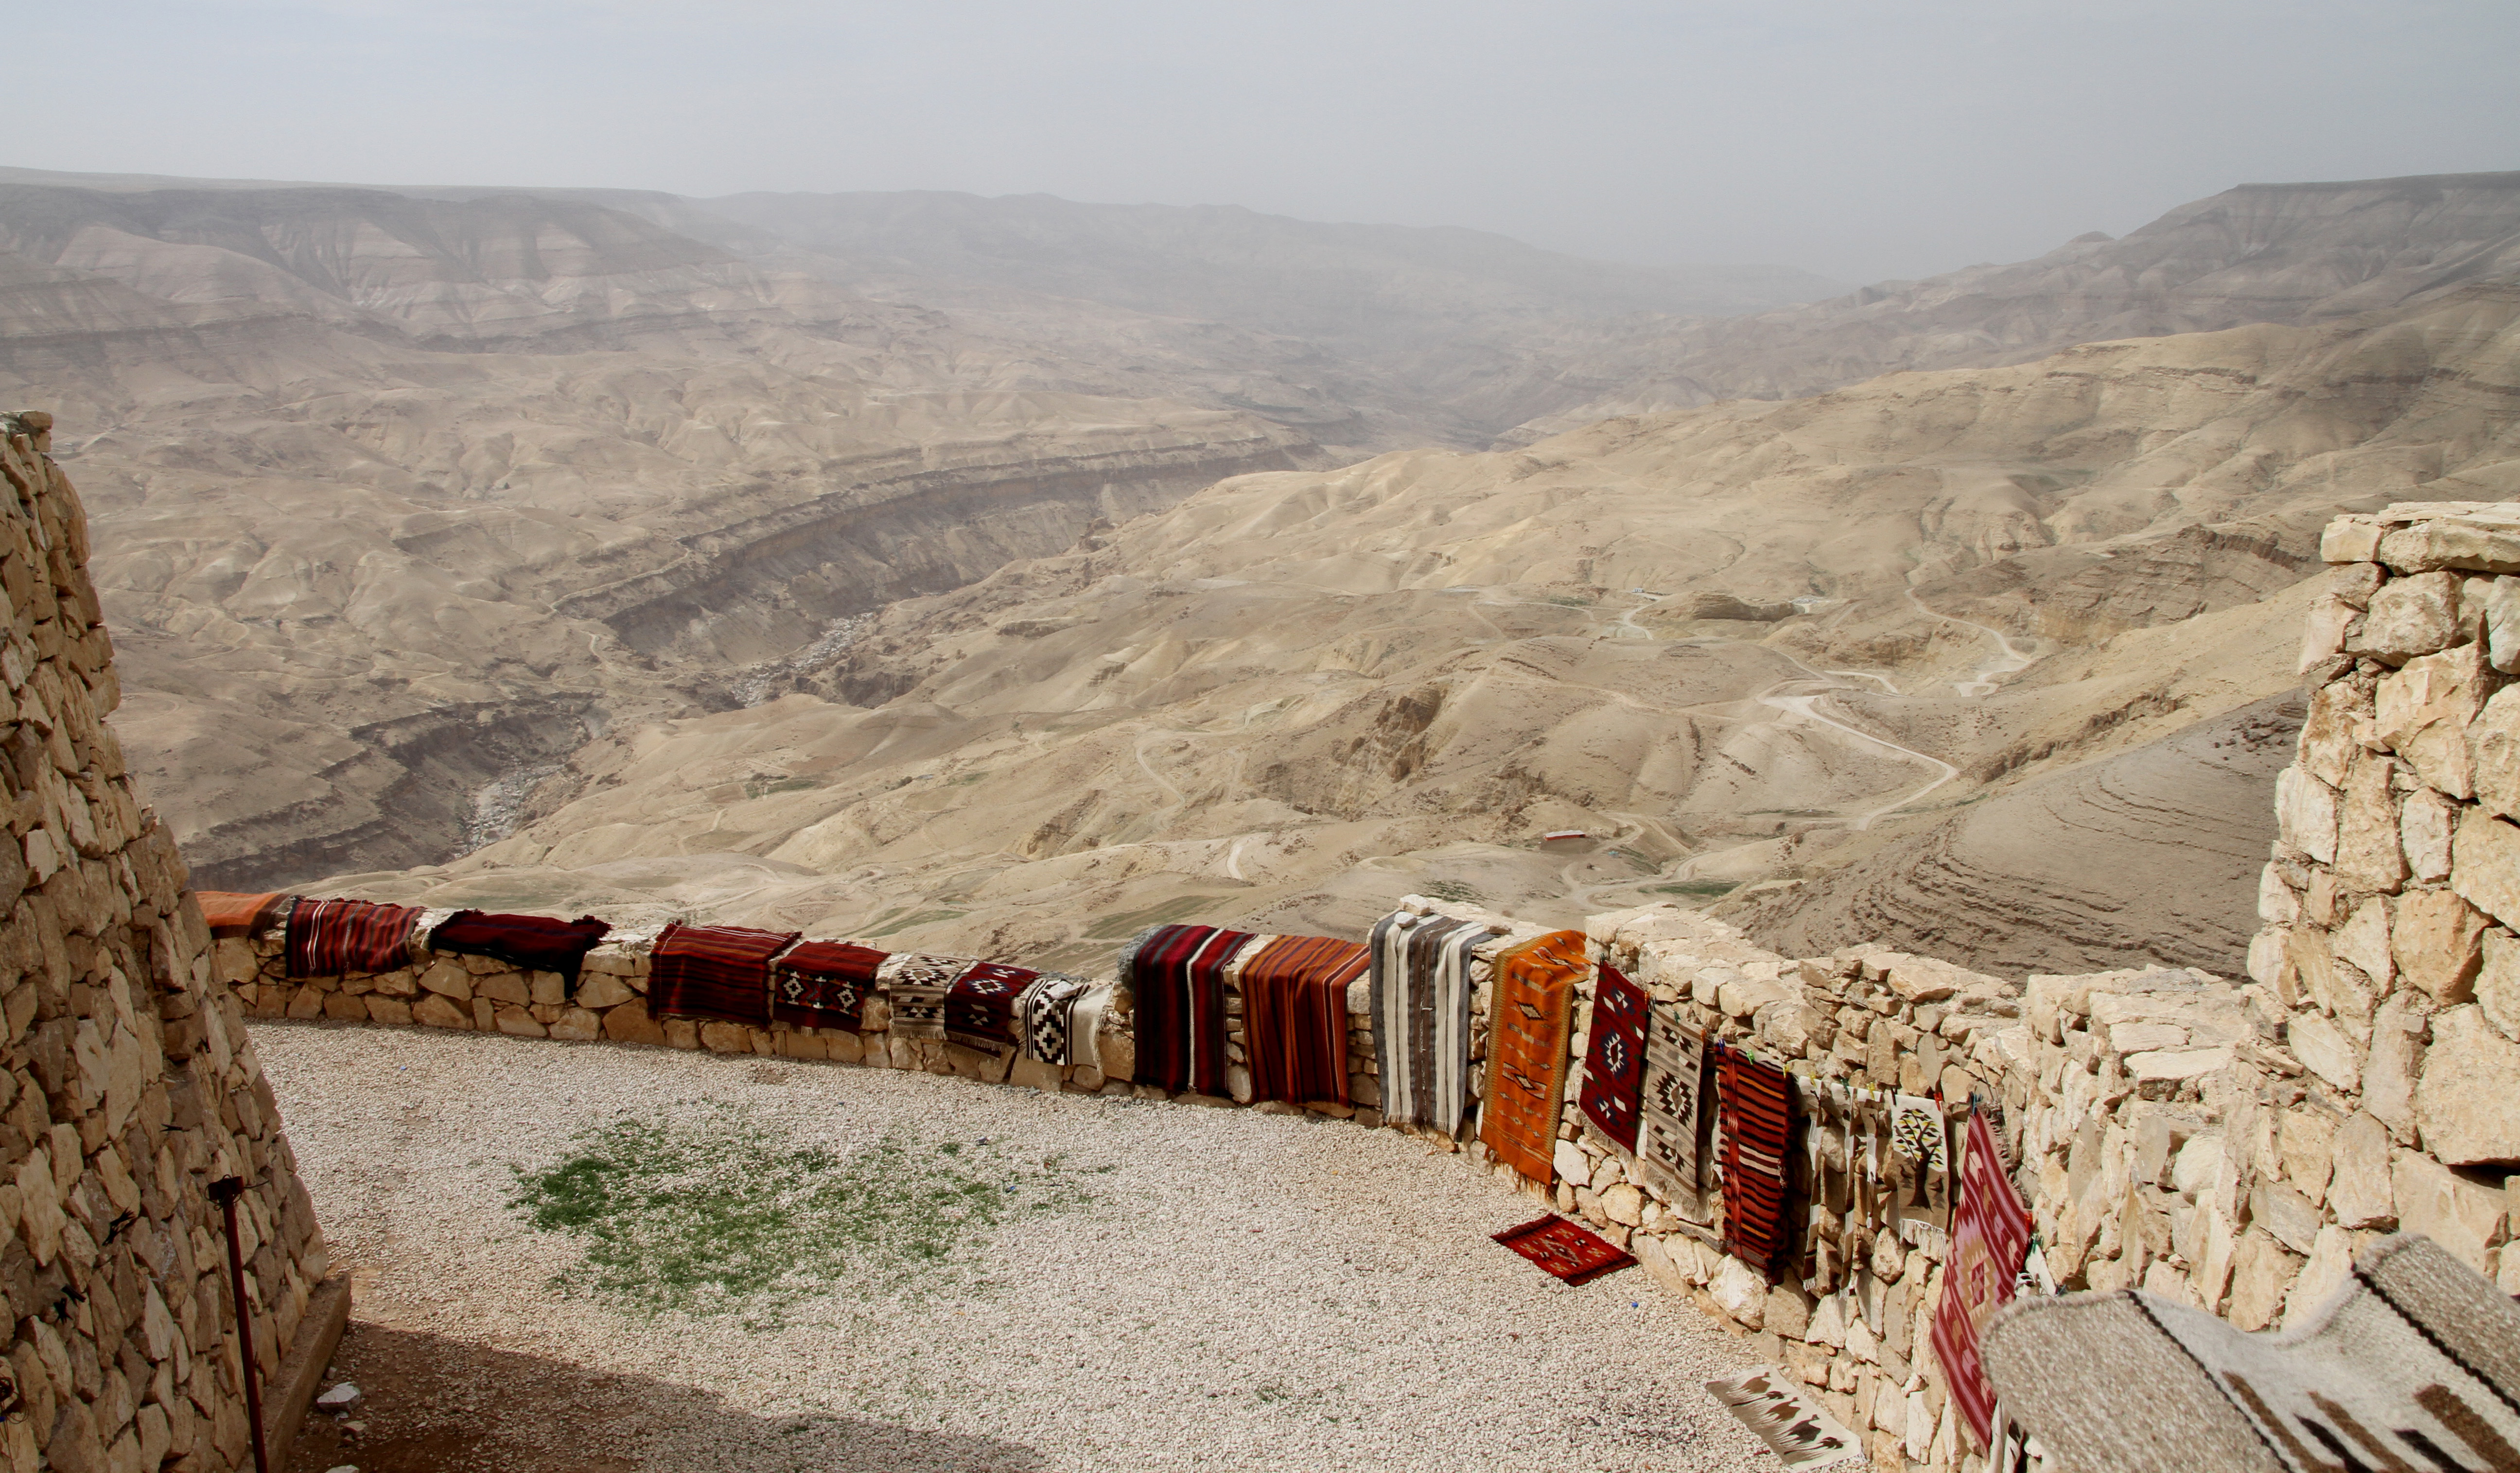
[208, 1177, 271, 1473]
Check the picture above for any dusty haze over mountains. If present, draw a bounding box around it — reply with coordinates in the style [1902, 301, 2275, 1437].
[3, 156, 2518, 979]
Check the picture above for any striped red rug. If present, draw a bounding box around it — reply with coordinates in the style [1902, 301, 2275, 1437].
[647, 923, 800, 1026]
[1238, 934, 1370, 1105]
[285, 897, 423, 978]
[1492, 1214, 1636, 1286]
[1717, 1042, 1794, 1278]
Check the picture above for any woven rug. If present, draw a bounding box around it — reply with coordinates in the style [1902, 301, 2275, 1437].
[1982, 1234, 2520, 1473]
[1369, 910, 1485, 1133]
[1890, 1091, 1953, 1244]
[1716, 1043, 1794, 1279]
[1930, 1108, 2033, 1451]
[198, 890, 292, 940]
[1125, 924, 1254, 1094]
[1237, 933, 1370, 1105]
[1704, 1368, 1865, 1470]
[1479, 929, 1583, 1183]
[1018, 973, 1091, 1064]
[1633, 1000, 1709, 1209]
[1491, 1214, 1635, 1286]
[945, 961, 1042, 1052]
[876, 953, 965, 1039]
[647, 923, 801, 1025]
[1068, 982, 1115, 1073]
[427, 911, 612, 984]
[1579, 959, 1649, 1153]
[770, 940, 885, 1031]
[285, 897, 425, 978]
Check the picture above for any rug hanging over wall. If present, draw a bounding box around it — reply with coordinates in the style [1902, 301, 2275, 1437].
[1579, 960, 1649, 1153]
[1479, 929, 1584, 1183]
[1633, 1000, 1709, 1210]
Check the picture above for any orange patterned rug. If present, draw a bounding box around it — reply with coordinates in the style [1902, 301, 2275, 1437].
[1479, 929, 1583, 1183]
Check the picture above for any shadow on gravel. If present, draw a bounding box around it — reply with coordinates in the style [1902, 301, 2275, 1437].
[286, 1318, 1044, 1473]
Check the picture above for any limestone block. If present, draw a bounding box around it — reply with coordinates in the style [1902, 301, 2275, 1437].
[415, 959, 472, 1001]
[210, 939, 256, 987]
[2249, 1179, 2322, 1256]
[2480, 929, 2520, 1039]
[2391, 1151, 2507, 1273]
[2487, 576, 2520, 673]
[2299, 594, 2359, 673]
[474, 971, 530, 1007]
[2286, 1226, 2362, 1329]
[2501, 1243, 2520, 1296]
[2288, 1013, 2360, 1092]
[2277, 1108, 2337, 1205]
[1766, 1285, 1809, 1340]
[2453, 808, 2520, 930]
[2322, 518, 2384, 564]
[362, 997, 411, 1027]
[825, 1030, 863, 1064]
[2353, 570, 2462, 662]
[528, 971, 566, 1007]
[2224, 1229, 2301, 1332]
[319, 992, 365, 1022]
[368, 967, 418, 999]
[473, 997, 496, 1030]
[2362, 994, 2428, 1143]
[601, 1004, 667, 1046]
[664, 1019, 700, 1050]
[2257, 866, 2300, 927]
[2334, 753, 2408, 894]
[2127, 1047, 2233, 1084]
[1553, 1139, 1589, 1186]
[2275, 768, 2341, 866]
[411, 994, 470, 1030]
[2298, 682, 2370, 788]
[1709, 1257, 1767, 1327]
[2391, 888, 2486, 1002]
[493, 1006, 545, 1038]
[2472, 686, 2520, 822]
[1600, 1183, 1645, 1227]
[2248, 928, 2294, 1000]
[2372, 641, 2493, 798]
[2378, 520, 2520, 577]
[2290, 929, 2371, 1033]
[548, 1008, 600, 1042]
[2414, 1004, 2520, 1166]
[574, 973, 636, 1010]
[2333, 896, 2394, 992]
[2402, 788, 2457, 882]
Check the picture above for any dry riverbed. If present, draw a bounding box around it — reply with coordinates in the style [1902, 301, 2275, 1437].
[252, 1021, 1772, 1473]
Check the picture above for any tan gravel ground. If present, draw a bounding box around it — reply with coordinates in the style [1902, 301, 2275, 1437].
[252, 1020, 1774, 1473]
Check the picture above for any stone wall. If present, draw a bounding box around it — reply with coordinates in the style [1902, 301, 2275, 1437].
[0, 414, 341, 1473]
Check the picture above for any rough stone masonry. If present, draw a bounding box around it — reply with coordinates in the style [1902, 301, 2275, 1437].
[0, 413, 342, 1473]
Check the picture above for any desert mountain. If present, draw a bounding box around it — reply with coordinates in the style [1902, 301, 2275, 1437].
[315, 275, 2520, 977]
[1496, 171, 2520, 442]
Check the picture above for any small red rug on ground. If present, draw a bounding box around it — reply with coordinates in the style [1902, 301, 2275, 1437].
[1491, 1214, 1637, 1286]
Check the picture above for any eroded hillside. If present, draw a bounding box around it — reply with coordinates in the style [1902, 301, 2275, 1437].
[315, 278, 2520, 975]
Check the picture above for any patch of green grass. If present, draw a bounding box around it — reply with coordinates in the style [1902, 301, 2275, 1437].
[510, 1105, 1092, 1326]
[1420, 879, 1483, 904]
[1650, 879, 1740, 898]
[743, 776, 818, 799]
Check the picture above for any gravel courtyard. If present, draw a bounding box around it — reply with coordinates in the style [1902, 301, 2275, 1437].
[252, 1021, 1773, 1473]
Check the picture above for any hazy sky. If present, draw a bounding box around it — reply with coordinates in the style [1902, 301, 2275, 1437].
[13, 0, 2518, 282]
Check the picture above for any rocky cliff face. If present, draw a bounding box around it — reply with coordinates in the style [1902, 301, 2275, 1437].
[1498, 171, 2520, 442]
